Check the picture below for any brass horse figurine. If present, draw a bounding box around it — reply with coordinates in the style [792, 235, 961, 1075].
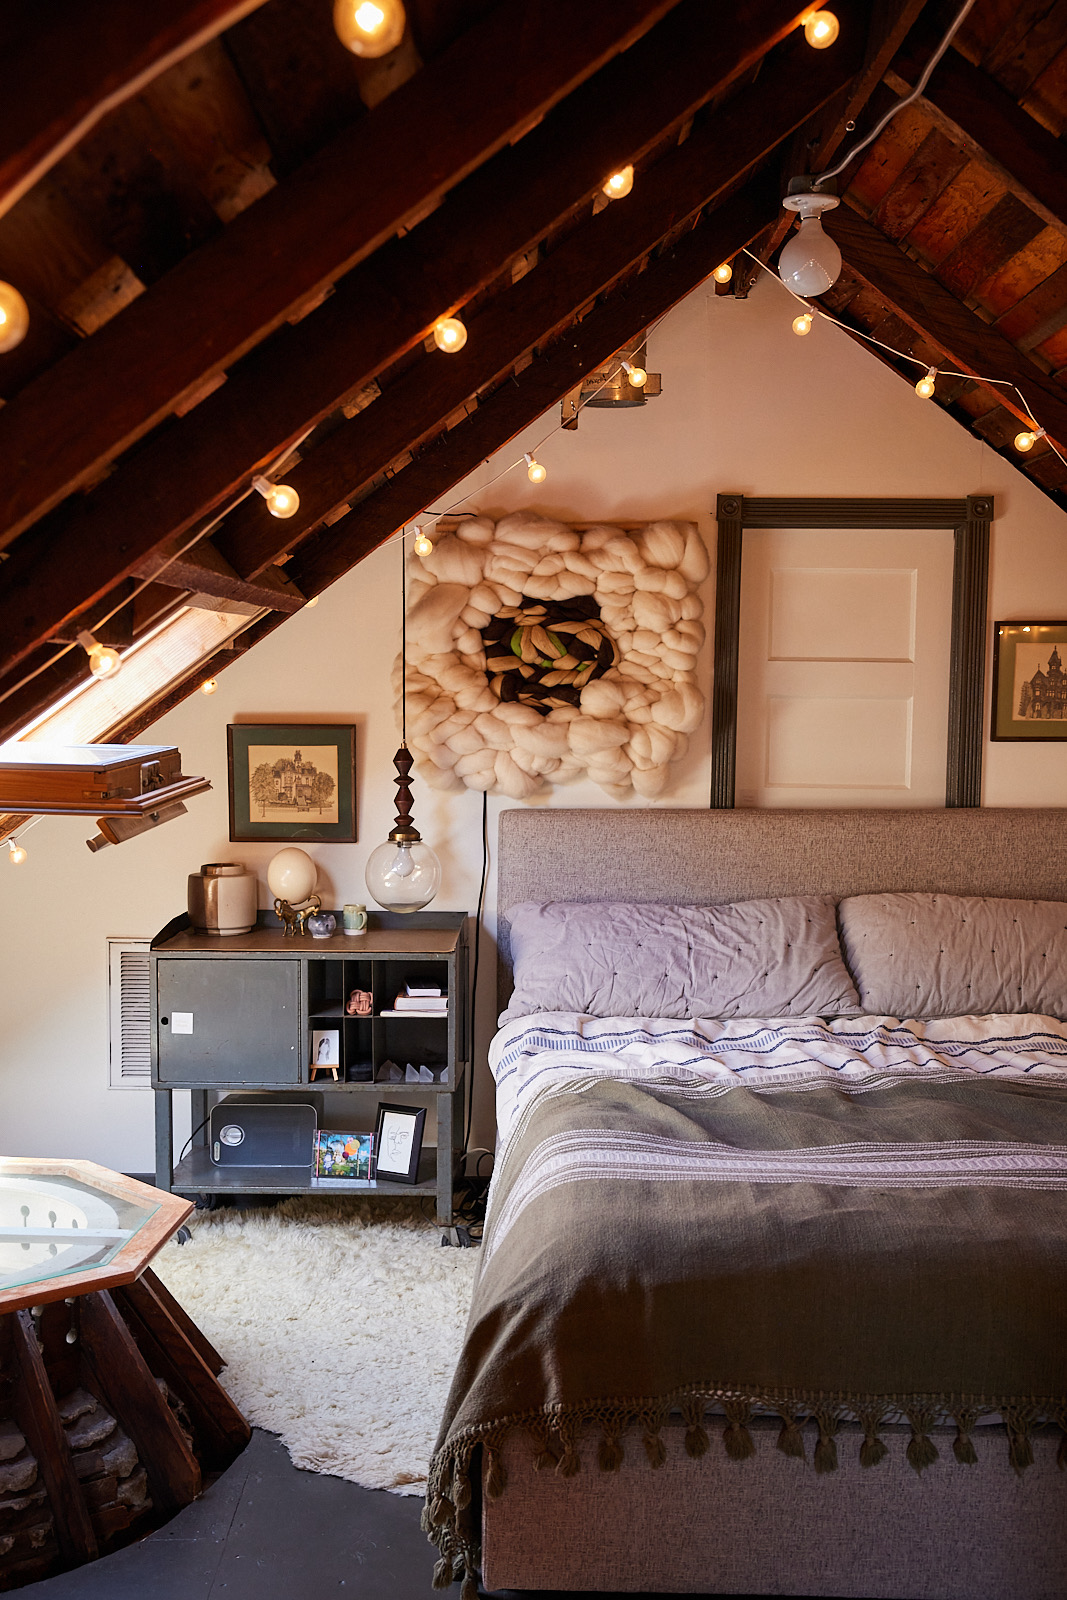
[274, 894, 322, 936]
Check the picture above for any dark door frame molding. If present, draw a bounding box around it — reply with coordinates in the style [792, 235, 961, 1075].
[710, 493, 993, 810]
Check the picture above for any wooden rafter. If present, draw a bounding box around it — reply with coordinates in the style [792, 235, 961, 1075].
[0, 0, 691, 548]
[824, 204, 1067, 451]
[0, 0, 809, 680]
[132, 538, 306, 613]
[214, 25, 861, 578]
[0, 0, 271, 220]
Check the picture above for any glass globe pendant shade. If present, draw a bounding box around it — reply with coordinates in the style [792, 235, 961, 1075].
[779, 215, 842, 297]
[365, 837, 441, 912]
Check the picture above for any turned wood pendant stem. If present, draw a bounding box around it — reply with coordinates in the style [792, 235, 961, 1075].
[390, 743, 421, 842]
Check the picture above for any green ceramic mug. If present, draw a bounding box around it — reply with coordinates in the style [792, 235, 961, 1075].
[343, 903, 368, 936]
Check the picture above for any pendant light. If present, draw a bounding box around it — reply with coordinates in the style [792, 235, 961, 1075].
[365, 541, 442, 913]
[779, 180, 842, 298]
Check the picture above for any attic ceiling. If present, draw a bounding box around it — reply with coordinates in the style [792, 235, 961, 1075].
[0, 0, 1065, 746]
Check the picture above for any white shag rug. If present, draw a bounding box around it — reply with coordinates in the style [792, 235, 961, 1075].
[152, 1197, 478, 1495]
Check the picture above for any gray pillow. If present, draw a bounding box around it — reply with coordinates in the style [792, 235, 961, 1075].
[837, 892, 1067, 1018]
[500, 897, 861, 1023]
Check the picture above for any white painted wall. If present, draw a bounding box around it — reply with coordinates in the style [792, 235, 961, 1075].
[2, 272, 1065, 1171]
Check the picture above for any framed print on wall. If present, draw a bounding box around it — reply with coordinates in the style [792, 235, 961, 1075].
[228, 724, 357, 842]
[991, 622, 1067, 741]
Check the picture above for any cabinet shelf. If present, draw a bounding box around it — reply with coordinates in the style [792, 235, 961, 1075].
[171, 1147, 438, 1198]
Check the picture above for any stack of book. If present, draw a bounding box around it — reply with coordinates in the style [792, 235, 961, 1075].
[379, 983, 448, 1018]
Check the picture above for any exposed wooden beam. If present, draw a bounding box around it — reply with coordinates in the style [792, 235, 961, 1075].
[824, 203, 1067, 453]
[132, 538, 306, 612]
[0, 0, 270, 220]
[0, 0, 689, 548]
[885, 36, 1067, 239]
[215, 30, 860, 578]
[289, 179, 779, 599]
[0, 0, 809, 678]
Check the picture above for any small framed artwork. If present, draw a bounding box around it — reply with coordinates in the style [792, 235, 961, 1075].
[310, 1029, 341, 1081]
[314, 1131, 374, 1180]
[991, 622, 1067, 741]
[228, 723, 357, 842]
[373, 1102, 426, 1185]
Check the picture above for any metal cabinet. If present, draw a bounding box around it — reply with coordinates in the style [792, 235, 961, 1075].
[156, 958, 300, 1084]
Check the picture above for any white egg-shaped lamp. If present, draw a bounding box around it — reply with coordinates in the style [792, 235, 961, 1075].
[779, 186, 842, 298]
[267, 847, 317, 905]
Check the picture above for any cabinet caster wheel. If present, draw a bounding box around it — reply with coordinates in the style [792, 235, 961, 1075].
[194, 1193, 220, 1211]
[175, 1225, 192, 1245]
[441, 1225, 472, 1248]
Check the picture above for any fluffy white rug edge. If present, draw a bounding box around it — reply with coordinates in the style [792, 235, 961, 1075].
[152, 1197, 478, 1496]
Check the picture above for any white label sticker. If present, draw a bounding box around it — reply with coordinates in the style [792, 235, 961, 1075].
[171, 1012, 194, 1034]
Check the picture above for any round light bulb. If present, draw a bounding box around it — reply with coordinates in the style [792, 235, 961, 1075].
[365, 837, 441, 912]
[413, 530, 433, 556]
[200, 677, 218, 694]
[792, 311, 813, 336]
[712, 262, 733, 284]
[266, 483, 299, 518]
[0, 281, 29, 353]
[1014, 430, 1037, 452]
[527, 458, 547, 484]
[624, 363, 648, 388]
[601, 165, 634, 200]
[433, 316, 467, 353]
[779, 215, 842, 297]
[333, 0, 406, 56]
[89, 643, 122, 679]
[915, 368, 937, 399]
[8, 840, 27, 865]
[305, 595, 319, 607]
[803, 10, 839, 48]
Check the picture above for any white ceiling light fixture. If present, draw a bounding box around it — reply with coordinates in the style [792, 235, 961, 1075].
[778, 180, 842, 298]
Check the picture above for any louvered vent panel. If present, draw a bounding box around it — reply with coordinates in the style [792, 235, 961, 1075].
[108, 939, 151, 1088]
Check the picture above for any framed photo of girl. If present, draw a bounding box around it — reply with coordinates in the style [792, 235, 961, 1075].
[228, 723, 357, 842]
[991, 622, 1067, 741]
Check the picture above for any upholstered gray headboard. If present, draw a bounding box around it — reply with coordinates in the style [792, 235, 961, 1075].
[496, 807, 1067, 1008]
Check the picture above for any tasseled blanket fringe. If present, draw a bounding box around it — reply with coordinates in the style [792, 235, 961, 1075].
[424, 1388, 1067, 1591]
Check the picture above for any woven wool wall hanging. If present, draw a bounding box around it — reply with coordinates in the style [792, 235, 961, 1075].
[402, 512, 708, 801]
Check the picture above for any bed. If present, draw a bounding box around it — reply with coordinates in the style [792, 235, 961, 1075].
[426, 808, 1067, 1599]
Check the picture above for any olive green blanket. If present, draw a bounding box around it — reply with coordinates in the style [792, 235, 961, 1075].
[425, 1015, 1067, 1596]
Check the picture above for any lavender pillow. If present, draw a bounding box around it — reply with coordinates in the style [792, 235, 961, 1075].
[500, 897, 860, 1023]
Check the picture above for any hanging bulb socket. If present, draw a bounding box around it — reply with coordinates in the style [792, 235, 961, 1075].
[253, 474, 300, 518]
[915, 367, 937, 399]
[413, 529, 433, 556]
[433, 316, 467, 353]
[779, 180, 842, 297]
[0, 281, 30, 353]
[76, 630, 122, 680]
[333, 0, 406, 56]
[8, 839, 27, 865]
[792, 310, 814, 336]
[601, 165, 634, 200]
[1014, 426, 1045, 453]
[524, 452, 547, 484]
[803, 10, 840, 48]
[621, 360, 648, 388]
[712, 262, 733, 285]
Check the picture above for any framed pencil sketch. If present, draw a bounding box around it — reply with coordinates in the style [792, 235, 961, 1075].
[991, 622, 1067, 741]
[373, 1103, 426, 1185]
[228, 724, 357, 842]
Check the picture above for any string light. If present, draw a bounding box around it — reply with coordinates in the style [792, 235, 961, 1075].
[305, 595, 319, 607]
[524, 452, 547, 483]
[8, 839, 27, 865]
[200, 677, 218, 694]
[915, 367, 937, 399]
[621, 360, 648, 388]
[76, 630, 122, 680]
[0, 281, 29, 353]
[803, 10, 839, 47]
[333, 0, 406, 56]
[601, 166, 634, 200]
[792, 310, 813, 336]
[252, 475, 300, 518]
[712, 262, 733, 284]
[413, 529, 433, 556]
[433, 316, 467, 353]
[1014, 427, 1045, 453]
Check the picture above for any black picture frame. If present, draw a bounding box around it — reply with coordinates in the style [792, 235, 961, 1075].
[991, 621, 1067, 741]
[373, 1102, 426, 1185]
[228, 723, 356, 843]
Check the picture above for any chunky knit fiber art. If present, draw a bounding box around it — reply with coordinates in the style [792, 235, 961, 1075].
[402, 511, 708, 801]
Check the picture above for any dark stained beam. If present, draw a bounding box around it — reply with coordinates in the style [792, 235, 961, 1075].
[824, 204, 1067, 453]
[289, 179, 779, 599]
[886, 36, 1067, 238]
[0, 0, 270, 219]
[132, 538, 307, 612]
[216, 30, 861, 578]
[0, 0, 810, 678]
[0, 0, 689, 547]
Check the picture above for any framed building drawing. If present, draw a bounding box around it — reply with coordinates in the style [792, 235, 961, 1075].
[991, 621, 1067, 741]
[228, 723, 357, 842]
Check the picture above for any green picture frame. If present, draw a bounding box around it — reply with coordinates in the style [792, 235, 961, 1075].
[227, 723, 357, 842]
[991, 622, 1067, 741]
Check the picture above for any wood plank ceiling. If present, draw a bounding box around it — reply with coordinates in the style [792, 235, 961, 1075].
[0, 0, 1064, 744]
